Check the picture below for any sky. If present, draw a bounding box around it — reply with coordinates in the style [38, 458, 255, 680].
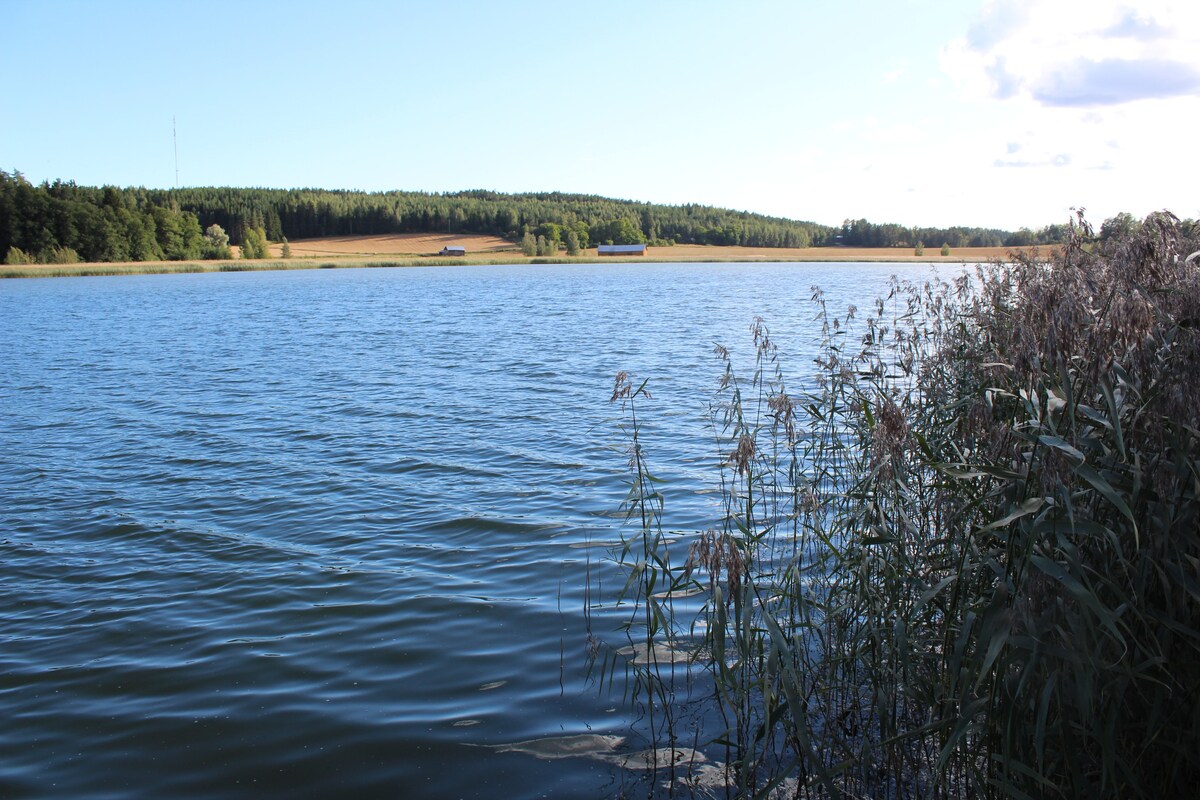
[2, 0, 1198, 231]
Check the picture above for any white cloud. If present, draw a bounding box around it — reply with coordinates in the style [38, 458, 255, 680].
[711, 1, 1200, 230]
[1033, 58, 1200, 106]
[942, 1, 1200, 107]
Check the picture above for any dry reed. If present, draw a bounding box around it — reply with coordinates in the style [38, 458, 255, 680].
[601, 212, 1200, 798]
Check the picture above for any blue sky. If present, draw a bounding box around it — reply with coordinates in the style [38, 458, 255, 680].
[3, 0, 1197, 230]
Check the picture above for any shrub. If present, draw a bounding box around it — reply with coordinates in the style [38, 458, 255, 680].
[4, 246, 34, 265]
[202, 224, 232, 260]
[240, 226, 269, 259]
[40, 246, 80, 264]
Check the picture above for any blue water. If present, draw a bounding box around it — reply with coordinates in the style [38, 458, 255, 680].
[0, 261, 942, 798]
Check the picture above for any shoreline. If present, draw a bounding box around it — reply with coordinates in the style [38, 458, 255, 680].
[0, 250, 1033, 280]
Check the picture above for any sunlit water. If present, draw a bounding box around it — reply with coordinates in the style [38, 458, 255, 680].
[0, 261, 946, 798]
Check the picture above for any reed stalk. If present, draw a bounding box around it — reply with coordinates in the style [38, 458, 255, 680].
[603, 212, 1200, 798]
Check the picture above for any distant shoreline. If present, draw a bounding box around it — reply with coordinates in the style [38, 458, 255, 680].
[3, 236, 1049, 279]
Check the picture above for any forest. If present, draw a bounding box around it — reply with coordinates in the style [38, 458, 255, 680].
[3, 169, 1092, 264]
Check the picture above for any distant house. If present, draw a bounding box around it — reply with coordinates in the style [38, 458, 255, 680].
[439, 245, 466, 256]
[597, 244, 647, 256]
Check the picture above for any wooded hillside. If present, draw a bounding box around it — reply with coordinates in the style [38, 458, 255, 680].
[2, 170, 1080, 264]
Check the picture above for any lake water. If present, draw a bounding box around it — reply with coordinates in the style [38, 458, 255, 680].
[0, 261, 944, 798]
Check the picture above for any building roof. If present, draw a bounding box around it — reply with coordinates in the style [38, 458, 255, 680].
[597, 244, 647, 252]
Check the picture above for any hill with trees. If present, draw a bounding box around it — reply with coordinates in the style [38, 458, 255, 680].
[1, 169, 1110, 264]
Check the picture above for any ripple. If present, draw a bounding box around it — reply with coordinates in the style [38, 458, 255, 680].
[0, 261, 943, 797]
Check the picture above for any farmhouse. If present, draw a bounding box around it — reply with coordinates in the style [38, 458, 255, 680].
[439, 245, 466, 256]
[597, 244, 647, 256]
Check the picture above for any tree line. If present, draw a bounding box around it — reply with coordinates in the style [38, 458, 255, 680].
[143, 186, 833, 249]
[5, 169, 1158, 264]
[837, 218, 1077, 249]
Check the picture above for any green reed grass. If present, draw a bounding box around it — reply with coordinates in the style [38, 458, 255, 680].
[602, 212, 1200, 798]
[598, 372, 695, 784]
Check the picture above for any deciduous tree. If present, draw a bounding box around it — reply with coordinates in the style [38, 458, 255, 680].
[202, 223, 232, 259]
[240, 226, 269, 259]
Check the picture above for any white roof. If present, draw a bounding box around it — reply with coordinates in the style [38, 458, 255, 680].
[598, 244, 646, 252]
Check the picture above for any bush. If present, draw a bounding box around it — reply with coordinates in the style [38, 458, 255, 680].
[604, 212, 1200, 798]
[202, 224, 232, 260]
[4, 246, 34, 265]
[940, 241, 951, 256]
[40, 246, 80, 264]
[240, 226, 269, 259]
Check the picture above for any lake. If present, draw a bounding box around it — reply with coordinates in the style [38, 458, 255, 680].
[0, 261, 944, 798]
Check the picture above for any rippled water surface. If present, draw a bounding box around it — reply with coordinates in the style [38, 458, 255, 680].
[0, 261, 942, 798]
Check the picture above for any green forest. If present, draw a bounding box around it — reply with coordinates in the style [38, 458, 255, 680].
[3, 169, 1089, 264]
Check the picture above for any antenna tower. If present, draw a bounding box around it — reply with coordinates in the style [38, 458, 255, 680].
[173, 116, 180, 188]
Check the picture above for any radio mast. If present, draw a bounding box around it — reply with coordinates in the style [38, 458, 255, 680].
[173, 115, 180, 188]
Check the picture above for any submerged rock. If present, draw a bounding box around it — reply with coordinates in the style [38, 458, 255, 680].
[673, 762, 799, 799]
[615, 640, 694, 665]
[598, 747, 707, 771]
[486, 733, 625, 760]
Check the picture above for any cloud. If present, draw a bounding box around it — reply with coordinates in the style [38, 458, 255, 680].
[965, 0, 1029, 50]
[1033, 58, 1200, 106]
[1104, 8, 1170, 41]
[942, 1, 1200, 107]
[984, 57, 1022, 99]
[994, 153, 1072, 168]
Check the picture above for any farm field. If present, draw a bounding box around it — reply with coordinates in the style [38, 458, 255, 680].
[274, 233, 1042, 263]
[3, 235, 1053, 278]
[275, 233, 517, 258]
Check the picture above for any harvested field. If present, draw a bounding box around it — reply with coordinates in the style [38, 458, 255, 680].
[647, 243, 1048, 262]
[4, 237, 1057, 279]
[275, 233, 517, 258]
[277, 235, 1048, 263]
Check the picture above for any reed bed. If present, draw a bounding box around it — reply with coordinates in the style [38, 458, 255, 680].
[601, 213, 1200, 798]
[0, 255, 692, 279]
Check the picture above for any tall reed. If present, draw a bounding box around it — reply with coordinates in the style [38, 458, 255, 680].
[603, 213, 1200, 798]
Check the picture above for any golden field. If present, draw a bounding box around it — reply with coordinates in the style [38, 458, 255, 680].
[273, 233, 517, 258]
[4, 233, 1055, 278]
[272, 233, 1044, 263]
